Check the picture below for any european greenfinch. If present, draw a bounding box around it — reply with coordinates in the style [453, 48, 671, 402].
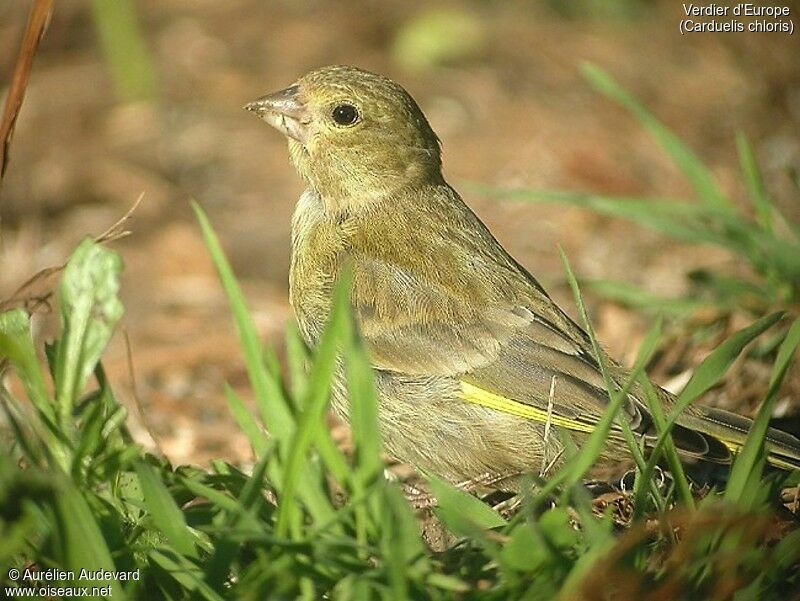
[245, 65, 800, 489]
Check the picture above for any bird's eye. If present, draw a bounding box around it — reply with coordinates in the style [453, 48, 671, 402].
[331, 104, 360, 126]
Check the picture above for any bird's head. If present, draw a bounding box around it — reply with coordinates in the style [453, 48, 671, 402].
[245, 65, 442, 210]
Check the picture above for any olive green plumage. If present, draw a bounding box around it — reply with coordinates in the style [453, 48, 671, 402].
[245, 65, 800, 489]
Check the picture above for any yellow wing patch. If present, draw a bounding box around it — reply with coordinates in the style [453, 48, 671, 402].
[457, 381, 595, 433]
[716, 437, 799, 471]
[459, 382, 798, 470]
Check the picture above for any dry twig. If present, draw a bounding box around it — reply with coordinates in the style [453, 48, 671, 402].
[0, 194, 144, 315]
[0, 0, 54, 187]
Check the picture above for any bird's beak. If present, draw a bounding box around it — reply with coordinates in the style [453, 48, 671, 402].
[244, 84, 310, 144]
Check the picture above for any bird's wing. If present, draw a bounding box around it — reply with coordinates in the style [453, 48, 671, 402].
[350, 250, 733, 460]
[342, 185, 800, 467]
[345, 189, 732, 460]
[346, 229, 637, 430]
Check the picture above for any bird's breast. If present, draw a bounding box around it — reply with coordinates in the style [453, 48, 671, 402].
[289, 189, 348, 345]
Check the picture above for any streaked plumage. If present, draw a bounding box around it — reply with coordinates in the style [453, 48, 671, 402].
[246, 65, 800, 488]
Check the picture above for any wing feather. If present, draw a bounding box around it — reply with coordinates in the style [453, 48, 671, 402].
[342, 185, 750, 466]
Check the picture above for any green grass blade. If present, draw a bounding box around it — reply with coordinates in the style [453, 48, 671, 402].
[677, 312, 782, 407]
[280, 458, 339, 536]
[643, 312, 784, 476]
[344, 311, 386, 544]
[90, 0, 158, 102]
[181, 476, 260, 523]
[193, 201, 295, 442]
[0, 309, 53, 422]
[55, 484, 126, 599]
[483, 188, 752, 255]
[482, 186, 800, 303]
[149, 550, 226, 601]
[581, 63, 728, 209]
[312, 423, 351, 488]
[511, 251, 658, 516]
[345, 322, 384, 487]
[275, 274, 350, 538]
[736, 132, 773, 235]
[380, 485, 427, 600]
[285, 319, 350, 487]
[237, 453, 270, 511]
[638, 375, 693, 508]
[135, 461, 198, 558]
[223, 383, 269, 457]
[558, 248, 651, 487]
[285, 321, 310, 402]
[587, 279, 709, 316]
[725, 318, 800, 505]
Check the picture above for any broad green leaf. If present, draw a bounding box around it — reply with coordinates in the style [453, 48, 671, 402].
[55, 239, 123, 426]
[428, 474, 507, 536]
[502, 523, 552, 572]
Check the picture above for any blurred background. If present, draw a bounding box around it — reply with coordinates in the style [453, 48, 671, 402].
[1, 0, 799, 466]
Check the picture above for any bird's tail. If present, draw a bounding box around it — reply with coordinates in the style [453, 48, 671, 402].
[685, 406, 800, 471]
